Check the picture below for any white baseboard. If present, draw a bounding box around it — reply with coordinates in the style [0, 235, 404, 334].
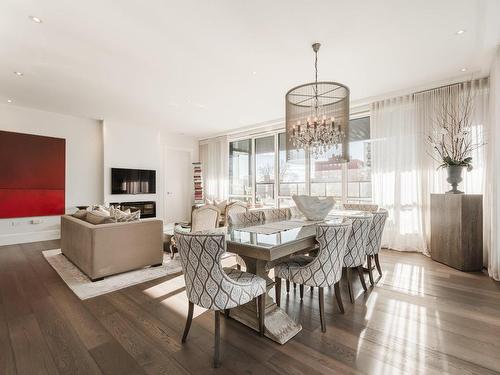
[0, 230, 61, 246]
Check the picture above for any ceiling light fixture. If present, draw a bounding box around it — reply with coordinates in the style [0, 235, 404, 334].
[252, 71, 257, 75]
[14, 71, 23, 76]
[285, 42, 350, 161]
[456, 29, 465, 35]
[461, 68, 467, 72]
[29, 16, 42, 23]
[7, 99, 12, 103]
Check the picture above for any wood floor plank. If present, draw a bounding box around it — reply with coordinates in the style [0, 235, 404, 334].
[1, 240, 500, 375]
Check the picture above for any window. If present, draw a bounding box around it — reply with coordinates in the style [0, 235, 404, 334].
[347, 117, 372, 202]
[255, 136, 275, 208]
[227, 115, 372, 207]
[278, 132, 306, 208]
[229, 139, 252, 203]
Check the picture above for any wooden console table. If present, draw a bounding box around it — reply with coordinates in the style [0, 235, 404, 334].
[430, 194, 483, 271]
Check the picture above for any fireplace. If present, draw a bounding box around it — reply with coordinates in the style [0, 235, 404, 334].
[110, 201, 156, 218]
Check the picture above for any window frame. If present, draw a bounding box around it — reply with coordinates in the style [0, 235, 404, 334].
[227, 112, 371, 206]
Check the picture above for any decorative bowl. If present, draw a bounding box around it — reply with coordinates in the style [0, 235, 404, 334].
[292, 195, 335, 221]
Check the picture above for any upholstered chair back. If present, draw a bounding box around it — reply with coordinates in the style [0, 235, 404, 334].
[228, 210, 264, 226]
[343, 203, 379, 213]
[175, 231, 265, 310]
[263, 208, 291, 222]
[343, 214, 373, 267]
[224, 201, 247, 225]
[365, 209, 388, 256]
[191, 205, 220, 232]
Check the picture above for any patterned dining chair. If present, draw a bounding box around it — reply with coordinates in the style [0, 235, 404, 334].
[365, 209, 388, 285]
[191, 205, 220, 232]
[343, 203, 379, 213]
[273, 221, 352, 332]
[343, 214, 373, 303]
[227, 210, 265, 271]
[224, 201, 248, 226]
[175, 230, 266, 368]
[263, 208, 291, 222]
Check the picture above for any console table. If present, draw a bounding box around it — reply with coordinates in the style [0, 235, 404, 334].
[430, 194, 483, 271]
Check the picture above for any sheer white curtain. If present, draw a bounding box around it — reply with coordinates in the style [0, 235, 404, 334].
[371, 79, 489, 254]
[486, 47, 500, 281]
[199, 136, 229, 201]
[371, 95, 426, 252]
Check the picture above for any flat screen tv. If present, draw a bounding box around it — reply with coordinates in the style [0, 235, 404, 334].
[111, 168, 156, 194]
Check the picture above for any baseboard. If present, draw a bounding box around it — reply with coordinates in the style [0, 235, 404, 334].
[0, 229, 61, 246]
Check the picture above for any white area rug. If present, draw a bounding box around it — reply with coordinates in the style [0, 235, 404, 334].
[43, 249, 183, 300]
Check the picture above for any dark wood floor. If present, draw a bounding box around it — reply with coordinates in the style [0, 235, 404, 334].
[1, 240, 500, 375]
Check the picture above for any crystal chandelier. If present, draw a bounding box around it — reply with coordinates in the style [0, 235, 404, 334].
[286, 43, 350, 161]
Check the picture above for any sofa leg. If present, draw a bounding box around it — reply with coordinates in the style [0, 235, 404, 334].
[91, 277, 104, 282]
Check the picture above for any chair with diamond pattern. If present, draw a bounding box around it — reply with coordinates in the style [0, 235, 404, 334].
[364, 209, 388, 285]
[175, 230, 267, 368]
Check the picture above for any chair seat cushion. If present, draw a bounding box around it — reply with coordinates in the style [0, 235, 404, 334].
[223, 268, 266, 294]
[274, 255, 314, 280]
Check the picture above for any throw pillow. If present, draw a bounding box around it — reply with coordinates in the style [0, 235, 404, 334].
[86, 210, 116, 224]
[73, 209, 88, 219]
[96, 205, 111, 216]
[117, 210, 141, 222]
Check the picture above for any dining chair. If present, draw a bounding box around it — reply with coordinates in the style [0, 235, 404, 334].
[273, 221, 352, 332]
[227, 210, 265, 270]
[365, 209, 388, 285]
[191, 205, 220, 232]
[263, 208, 291, 222]
[224, 201, 248, 226]
[343, 203, 379, 213]
[175, 230, 266, 368]
[343, 214, 373, 303]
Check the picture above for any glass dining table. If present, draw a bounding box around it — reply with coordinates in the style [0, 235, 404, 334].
[225, 212, 370, 344]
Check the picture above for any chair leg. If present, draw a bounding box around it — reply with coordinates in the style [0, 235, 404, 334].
[319, 287, 326, 332]
[334, 282, 344, 313]
[367, 255, 375, 286]
[286, 280, 290, 293]
[182, 301, 194, 343]
[224, 309, 230, 318]
[275, 277, 281, 307]
[214, 311, 221, 368]
[258, 294, 265, 336]
[299, 284, 304, 299]
[357, 266, 368, 291]
[374, 254, 382, 276]
[346, 268, 355, 303]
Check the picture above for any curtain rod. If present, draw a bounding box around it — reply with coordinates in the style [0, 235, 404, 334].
[412, 76, 488, 96]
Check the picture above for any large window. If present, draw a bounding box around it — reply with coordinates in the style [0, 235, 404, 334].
[229, 139, 252, 203]
[228, 116, 371, 206]
[255, 136, 275, 208]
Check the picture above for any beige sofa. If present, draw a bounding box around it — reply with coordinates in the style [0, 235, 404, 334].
[61, 215, 164, 281]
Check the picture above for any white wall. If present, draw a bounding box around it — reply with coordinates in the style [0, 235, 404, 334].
[0, 104, 103, 245]
[103, 121, 199, 223]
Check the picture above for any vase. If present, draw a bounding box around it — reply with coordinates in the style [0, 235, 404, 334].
[446, 165, 464, 194]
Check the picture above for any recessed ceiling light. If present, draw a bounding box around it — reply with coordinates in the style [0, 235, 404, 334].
[29, 16, 42, 23]
[7, 99, 12, 103]
[14, 71, 23, 76]
[456, 29, 465, 35]
[252, 71, 257, 75]
[461, 68, 467, 72]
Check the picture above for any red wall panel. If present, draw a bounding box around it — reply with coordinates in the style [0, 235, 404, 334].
[0, 131, 65, 218]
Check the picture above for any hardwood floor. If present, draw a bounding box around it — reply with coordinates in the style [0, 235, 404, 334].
[1, 240, 500, 374]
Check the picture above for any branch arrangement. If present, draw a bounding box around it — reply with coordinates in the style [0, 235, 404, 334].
[426, 85, 483, 170]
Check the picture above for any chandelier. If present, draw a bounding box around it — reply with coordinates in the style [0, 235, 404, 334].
[286, 43, 350, 160]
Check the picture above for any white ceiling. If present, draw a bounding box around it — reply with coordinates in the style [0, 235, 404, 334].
[1, 0, 499, 138]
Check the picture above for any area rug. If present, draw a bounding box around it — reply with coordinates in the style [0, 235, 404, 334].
[42, 249, 183, 300]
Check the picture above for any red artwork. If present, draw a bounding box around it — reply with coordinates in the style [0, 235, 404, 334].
[0, 130, 65, 218]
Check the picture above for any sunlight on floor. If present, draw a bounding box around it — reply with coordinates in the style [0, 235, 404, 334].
[390, 263, 425, 296]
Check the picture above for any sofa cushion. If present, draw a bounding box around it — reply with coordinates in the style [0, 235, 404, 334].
[73, 209, 88, 219]
[86, 210, 116, 225]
